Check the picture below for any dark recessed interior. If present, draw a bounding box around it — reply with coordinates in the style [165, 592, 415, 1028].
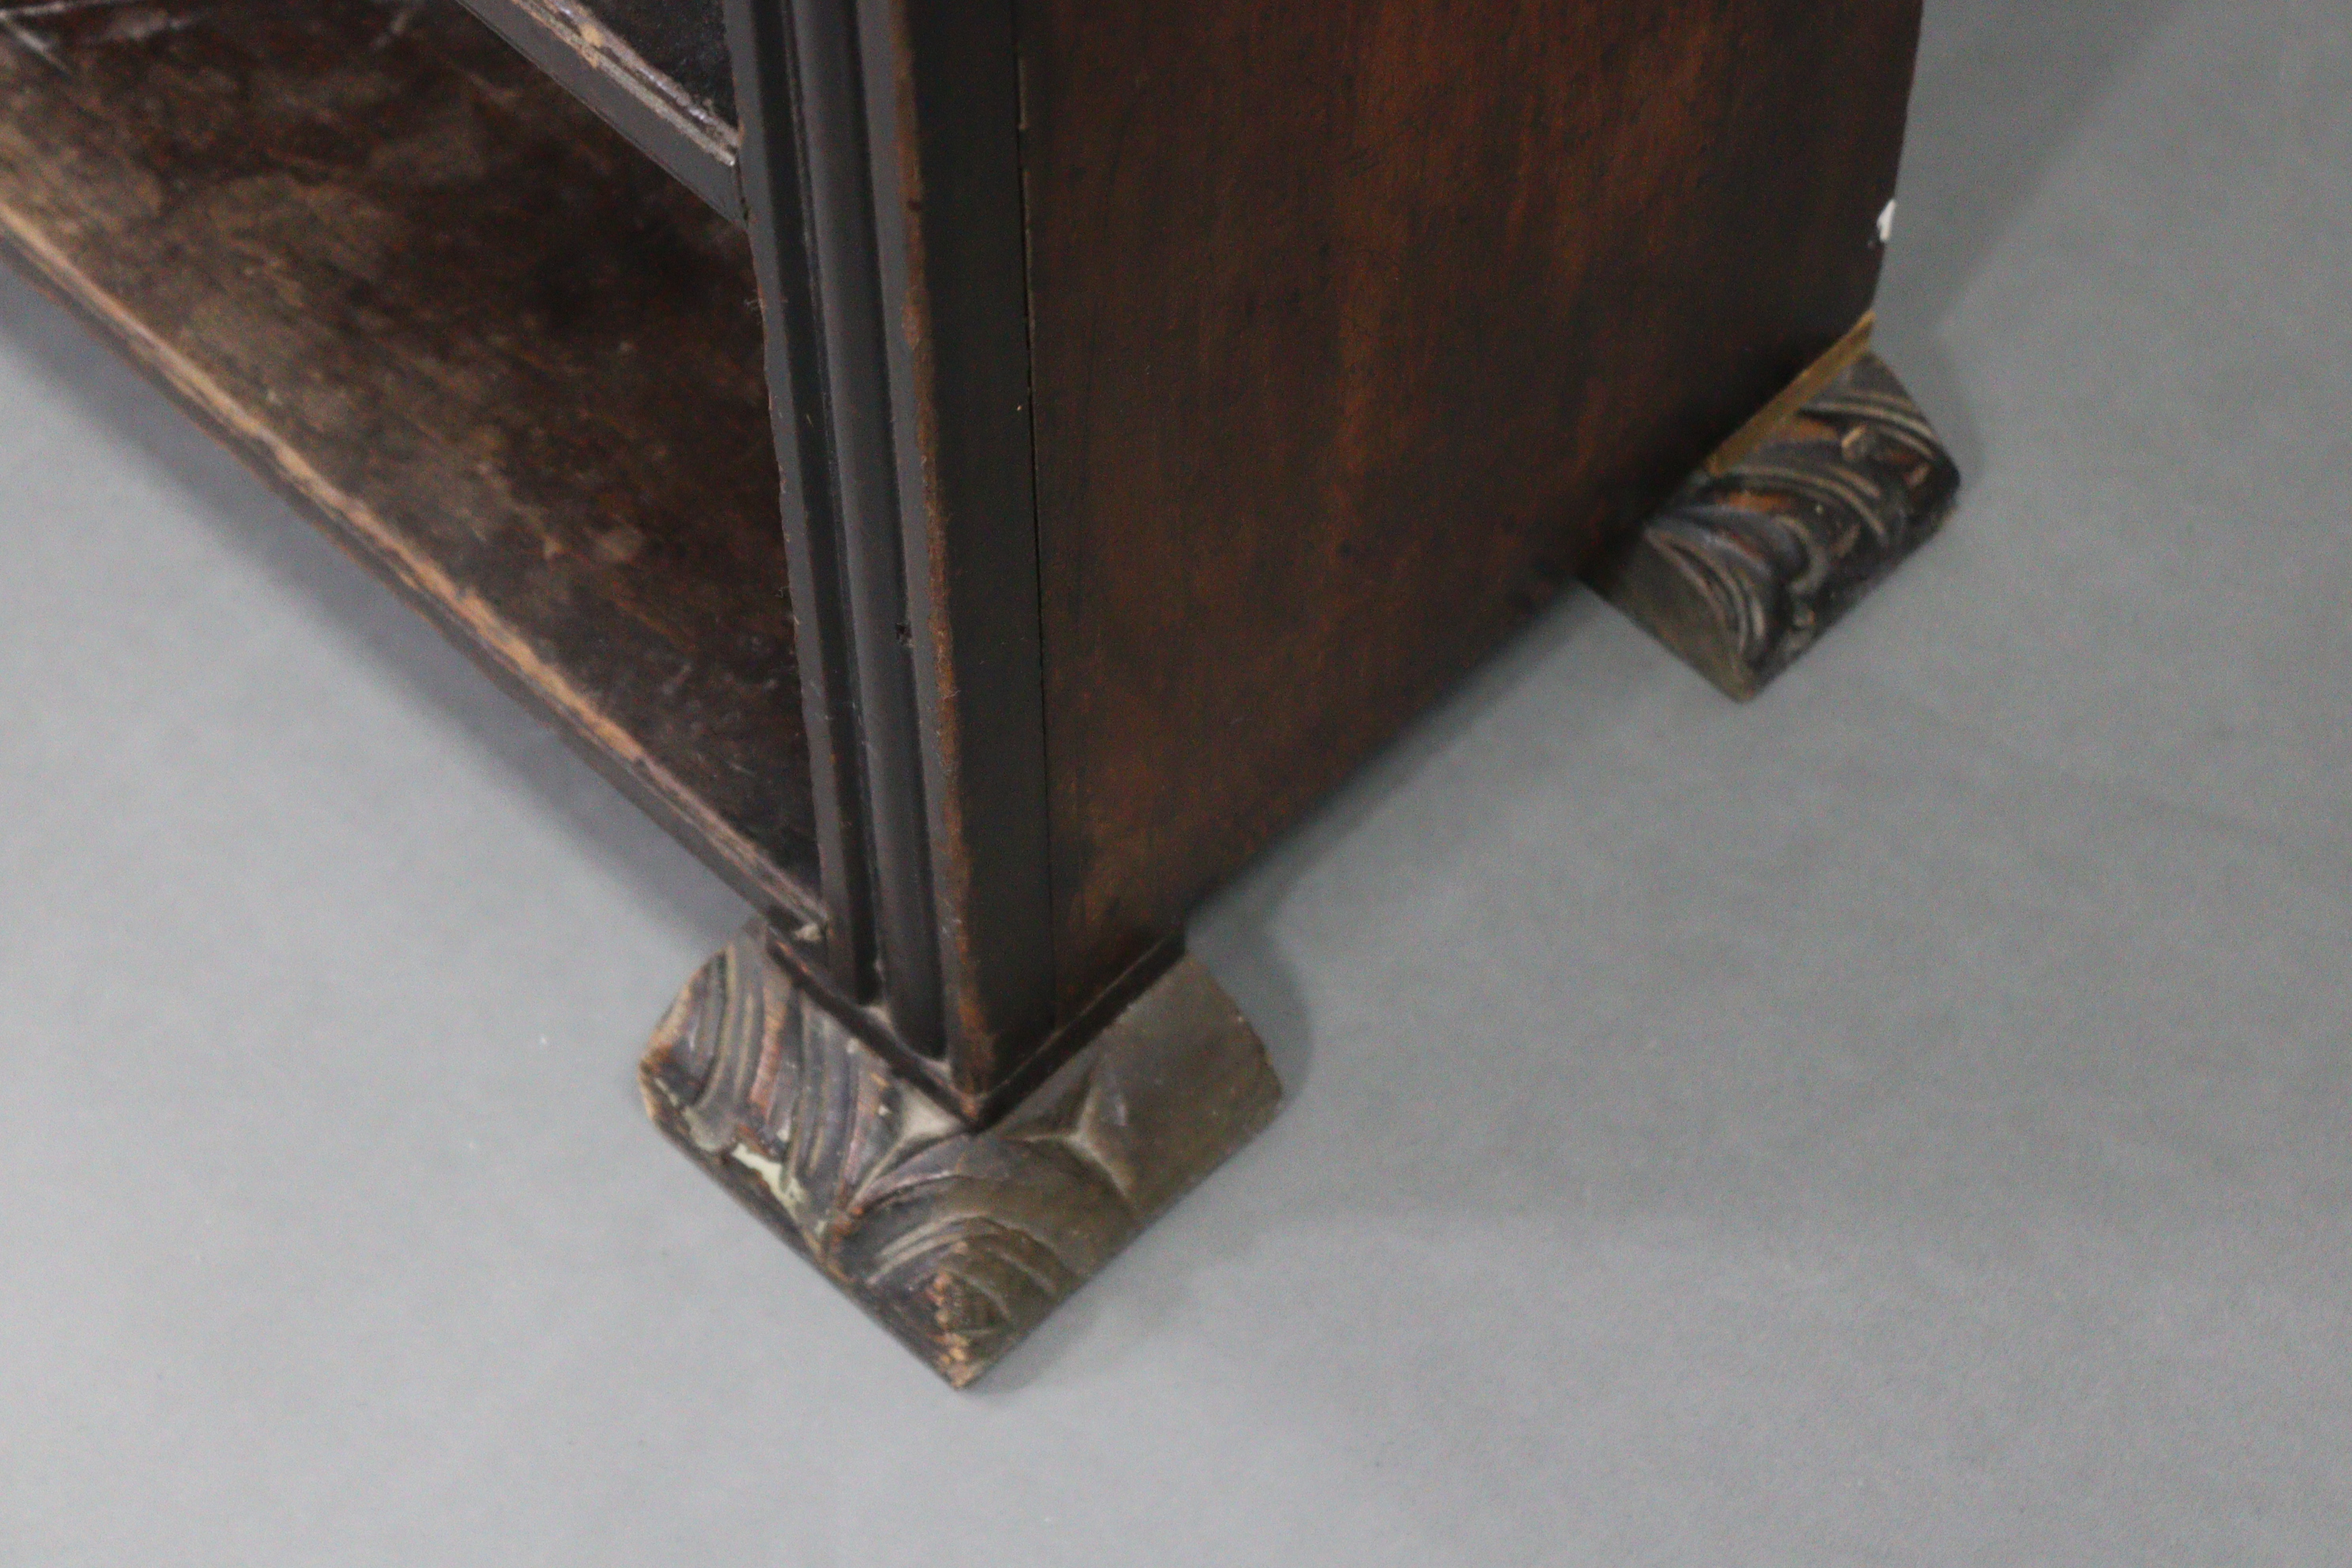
[582, 0, 736, 123]
[0, 0, 819, 915]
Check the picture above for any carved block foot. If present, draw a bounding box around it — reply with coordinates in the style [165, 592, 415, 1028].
[1590, 349, 1960, 700]
[640, 923, 1282, 1387]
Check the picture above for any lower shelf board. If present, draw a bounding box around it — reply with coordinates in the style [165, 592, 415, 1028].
[0, 0, 820, 918]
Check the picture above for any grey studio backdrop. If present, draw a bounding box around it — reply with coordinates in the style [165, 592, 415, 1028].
[3, 0, 2347, 1562]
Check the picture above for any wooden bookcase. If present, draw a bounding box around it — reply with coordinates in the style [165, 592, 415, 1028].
[0, 0, 1956, 1384]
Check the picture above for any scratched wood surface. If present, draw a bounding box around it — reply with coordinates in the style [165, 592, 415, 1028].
[0, 0, 819, 916]
[581, 0, 732, 122]
[1020, 0, 1926, 1008]
[447, 0, 739, 215]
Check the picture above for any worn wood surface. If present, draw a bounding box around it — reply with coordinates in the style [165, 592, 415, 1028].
[641, 920, 1280, 1386]
[1021, 0, 1927, 1009]
[453, 0, 740, 216]
[718, 0, 1057, 1105]
[1591, 350, 1960, 700]
[871, 0, 1059, 1100]
[578, 0, 733, 121]
[0, 0, 820, 918]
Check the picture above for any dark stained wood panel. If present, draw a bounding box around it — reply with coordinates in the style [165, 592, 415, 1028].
[0, 0, 819, 919]
[454, 0, 741, 216]
[1022, 0, 1926, 1008]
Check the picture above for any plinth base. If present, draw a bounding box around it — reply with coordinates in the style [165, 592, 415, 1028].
[641, 922, 1281, 1387]
[1592, 349, 1961, 700]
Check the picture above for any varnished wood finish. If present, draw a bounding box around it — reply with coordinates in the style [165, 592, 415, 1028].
[873, 0, 1059, 1104]
[721, 0, 893, 1008]
[1592, 351, 1960, 700]
[725, 0, 1056, 1108]
[453, 0, 741, 216]
[1021, 0, 1928, 1008]
[642, 921, 1280, 1387]
[0, 0, 821, 919]
[4, 0, 1954, 1380]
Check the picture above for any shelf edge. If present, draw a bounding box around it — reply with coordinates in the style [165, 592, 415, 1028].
[0, 197, 822, 928]
[456, 0, 743, 220]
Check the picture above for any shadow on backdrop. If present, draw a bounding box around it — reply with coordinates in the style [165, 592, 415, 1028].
[0, 0, 2203, 1401]
[1123, 0, 2214, 1412]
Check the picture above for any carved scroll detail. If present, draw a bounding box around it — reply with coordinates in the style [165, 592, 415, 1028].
[1591, 351, 1960, 699]
[641, 922, 1280, 1387]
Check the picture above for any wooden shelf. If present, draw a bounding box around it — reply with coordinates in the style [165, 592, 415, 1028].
[453, 0, 740, 218]
[0, 0, 820, 919]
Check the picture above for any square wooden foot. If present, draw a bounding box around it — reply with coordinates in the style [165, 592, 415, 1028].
[1589, 349, 1961, 700]
[640, 923, 1282, 1387]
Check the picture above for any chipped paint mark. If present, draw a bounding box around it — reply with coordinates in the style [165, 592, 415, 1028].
[0, 0, 157, 19]
[369, 0, 428, 52]
[97, 8, 204, 46]
[0, 14, 63, 72]
[594, 523, 647, 566]
[0, 0, 207, 65]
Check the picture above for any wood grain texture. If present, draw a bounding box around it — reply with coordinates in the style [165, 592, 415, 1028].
[1590, 351, 1959, 699]
[1021, 0, 1927, 1008]
[0, 0, 820, 918]
[642, 921, 1280, 1386]
[869, 0, 1057, 1095]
